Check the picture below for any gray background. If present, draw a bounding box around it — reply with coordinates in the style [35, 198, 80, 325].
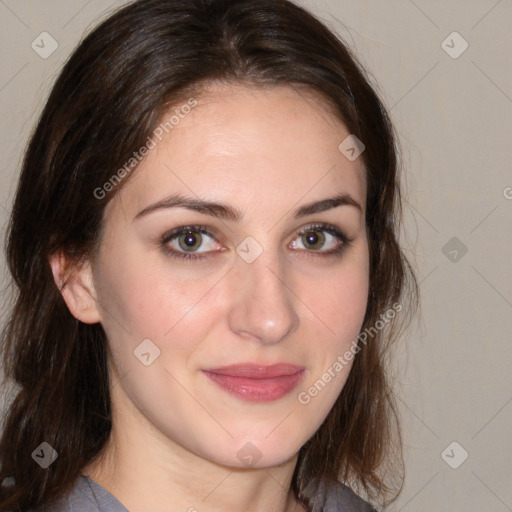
[1, 1, 511, 510]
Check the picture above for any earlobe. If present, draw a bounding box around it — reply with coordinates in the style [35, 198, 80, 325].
[48, 251, 102, 324]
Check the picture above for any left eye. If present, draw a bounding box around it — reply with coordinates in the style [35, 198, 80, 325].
[291, 227, 341, 252]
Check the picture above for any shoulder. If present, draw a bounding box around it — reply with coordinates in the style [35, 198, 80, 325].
[26, 475, 128, 512]
[322, 479, 379, 512]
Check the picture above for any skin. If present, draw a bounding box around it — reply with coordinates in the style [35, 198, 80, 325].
[50, 82, 369, 512]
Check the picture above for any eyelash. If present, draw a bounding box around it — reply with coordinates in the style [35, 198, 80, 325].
[159, 223, 355, 262]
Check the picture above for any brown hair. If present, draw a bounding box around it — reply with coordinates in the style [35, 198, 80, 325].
[0, 0, 418, 510]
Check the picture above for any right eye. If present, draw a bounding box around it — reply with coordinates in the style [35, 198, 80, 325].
[160, 225, 224, 261]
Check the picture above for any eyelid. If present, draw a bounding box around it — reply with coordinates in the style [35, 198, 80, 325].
[160, 224, 219, 244]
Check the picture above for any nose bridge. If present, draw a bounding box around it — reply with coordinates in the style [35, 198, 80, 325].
[227, 240, 299, 344]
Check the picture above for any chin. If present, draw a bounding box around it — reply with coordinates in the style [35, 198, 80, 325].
[200, 432, 304, 470]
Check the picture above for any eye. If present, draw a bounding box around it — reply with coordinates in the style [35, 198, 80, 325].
[160, 225, 222, 261]
[290, 223, 354, 258]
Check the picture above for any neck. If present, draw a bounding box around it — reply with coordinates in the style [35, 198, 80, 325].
[82, 440, 304, 512]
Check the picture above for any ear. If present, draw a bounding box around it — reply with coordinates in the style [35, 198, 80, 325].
[48, 251, 102, 324]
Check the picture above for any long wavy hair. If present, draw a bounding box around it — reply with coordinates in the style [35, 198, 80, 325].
[0, 0, 418, 510]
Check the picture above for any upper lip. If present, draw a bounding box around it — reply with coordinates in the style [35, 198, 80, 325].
[204, 363, 305, 379]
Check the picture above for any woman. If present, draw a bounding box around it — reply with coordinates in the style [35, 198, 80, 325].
[0, 0, 417, 510]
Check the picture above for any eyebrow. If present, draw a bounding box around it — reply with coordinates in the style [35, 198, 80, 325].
[133, 192, 363, 222]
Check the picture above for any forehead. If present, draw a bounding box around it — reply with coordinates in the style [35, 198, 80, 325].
[108, 83, 366, 220]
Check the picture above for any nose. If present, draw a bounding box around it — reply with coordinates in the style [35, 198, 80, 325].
[227, 250, 299, 346]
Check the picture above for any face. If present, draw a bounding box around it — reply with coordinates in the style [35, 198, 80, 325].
[87, 83, 369, 469]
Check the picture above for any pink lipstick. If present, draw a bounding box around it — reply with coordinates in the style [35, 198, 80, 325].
[202, 363, 305, 402]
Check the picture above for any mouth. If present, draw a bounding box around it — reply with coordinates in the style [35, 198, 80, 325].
[202, 363, 306, 402]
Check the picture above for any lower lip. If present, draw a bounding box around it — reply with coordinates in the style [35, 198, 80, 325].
[202, 370, 305, 402]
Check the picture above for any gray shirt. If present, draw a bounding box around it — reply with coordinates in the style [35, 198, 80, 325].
[32, 475, 377, 511]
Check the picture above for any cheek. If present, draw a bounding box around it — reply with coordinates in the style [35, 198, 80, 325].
[94, 252, 225, 362]
[292, 254, 369, 417]
[303, 249, 369, 343]
[322, 268, 369, 337]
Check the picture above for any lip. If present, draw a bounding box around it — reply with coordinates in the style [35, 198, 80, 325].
[202, 363, 306, 402]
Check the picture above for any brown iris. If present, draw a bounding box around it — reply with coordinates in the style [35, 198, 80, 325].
[301, 230, 326, 251]
[178, 231, 202, 251]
